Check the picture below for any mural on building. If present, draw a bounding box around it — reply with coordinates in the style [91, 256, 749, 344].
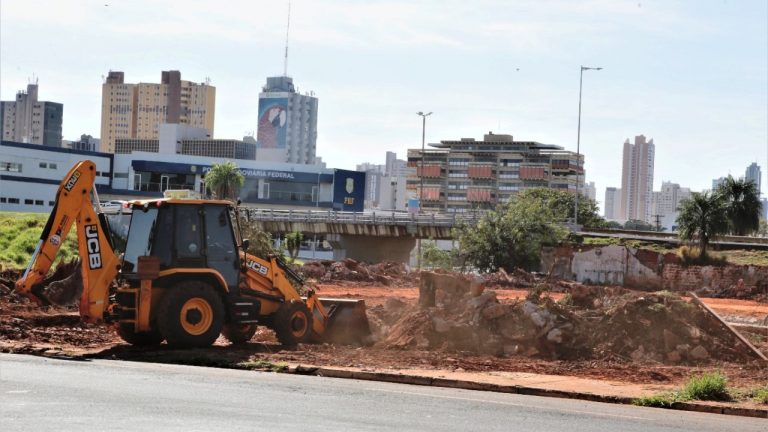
[257, 98, 288, 148]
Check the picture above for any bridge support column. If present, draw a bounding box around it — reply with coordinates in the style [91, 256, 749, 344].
[327, 234, 416, 264]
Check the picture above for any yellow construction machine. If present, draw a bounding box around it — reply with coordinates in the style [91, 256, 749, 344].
[14, 160, 370, 347]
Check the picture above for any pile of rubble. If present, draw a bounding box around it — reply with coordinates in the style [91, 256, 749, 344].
[0, 262, 115, 350]
[370, 272, 763, 364]
[301, 259, 418, 287]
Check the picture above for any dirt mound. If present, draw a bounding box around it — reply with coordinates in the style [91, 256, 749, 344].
[301, 259, 418, 287]
[0, 262, 117, 351]
[373, 273, 764, 364]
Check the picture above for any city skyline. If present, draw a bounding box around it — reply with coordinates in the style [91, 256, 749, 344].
[1, 0, 766, 210]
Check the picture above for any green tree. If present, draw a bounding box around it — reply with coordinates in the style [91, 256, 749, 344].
[284, 231, 304, 260]
[676, 191, 728, 257]
[205, 161, 245, 200]
[421, 239, 453, 269]
[515, 188, 605, 228]
[624, 219, 656, 231]
[716, 175, 761, 236]
[454, 195, 568, 272]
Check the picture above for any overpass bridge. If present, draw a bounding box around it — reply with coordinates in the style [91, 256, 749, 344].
[240, 209, 480, 262]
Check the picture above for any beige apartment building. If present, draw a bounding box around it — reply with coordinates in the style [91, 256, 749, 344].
[407, 132, 582, 213]
[100, 71, 215, 153]
[619, 135, 655, 223]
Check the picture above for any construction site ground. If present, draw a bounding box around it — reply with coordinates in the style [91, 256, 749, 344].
[2, 270, 767, 416]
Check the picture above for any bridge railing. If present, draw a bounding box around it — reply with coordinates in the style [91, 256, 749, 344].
[240, 208, 483, 227]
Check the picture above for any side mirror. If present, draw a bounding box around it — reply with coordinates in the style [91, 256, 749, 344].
[241, 238, 250, 252]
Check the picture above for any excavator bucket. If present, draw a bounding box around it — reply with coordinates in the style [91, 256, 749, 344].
[318, 298, 372, 345]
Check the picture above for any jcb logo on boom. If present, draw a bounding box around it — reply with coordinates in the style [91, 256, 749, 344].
[85, 224, 102, 270]
[246, 260, 268, 276]
[64, 171, 81, 191]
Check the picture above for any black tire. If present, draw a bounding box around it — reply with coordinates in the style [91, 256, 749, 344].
[273, 301, 312, 346]
[116, 323, 164, 346]
[222, 323, 258, 345]
[158, 281, 224, 348]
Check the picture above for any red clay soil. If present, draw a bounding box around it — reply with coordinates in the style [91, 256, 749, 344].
[2, 271, 767, 390]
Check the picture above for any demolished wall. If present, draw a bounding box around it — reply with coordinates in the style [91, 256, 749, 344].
[542, 245, 768, 299]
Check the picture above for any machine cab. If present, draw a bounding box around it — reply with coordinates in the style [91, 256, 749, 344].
[121, 200, 242, 291]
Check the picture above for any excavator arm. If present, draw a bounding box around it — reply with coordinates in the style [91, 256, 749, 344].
[14, 160, 121, 323]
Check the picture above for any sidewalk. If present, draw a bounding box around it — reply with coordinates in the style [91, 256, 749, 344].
[288, 364, 768, 419]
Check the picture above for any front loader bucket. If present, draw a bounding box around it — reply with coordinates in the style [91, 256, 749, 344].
[318, 298, 372, 345]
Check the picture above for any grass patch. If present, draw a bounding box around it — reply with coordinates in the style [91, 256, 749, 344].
[237, 359, 289, 372]
[633, 372, 732, 408]
[679, 371, 730, 401]
[0, 212, 79, 269]
[633, 393, 678, 408]
[750, 387, 768, 404]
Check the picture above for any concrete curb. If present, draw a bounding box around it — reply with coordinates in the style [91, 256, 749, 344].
[290, 365, 768, 419]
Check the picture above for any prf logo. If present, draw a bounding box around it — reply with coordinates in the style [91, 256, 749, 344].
[64, 171, 81, 191]
[85, 224, 102, 269]
[246, 260, 268, 276]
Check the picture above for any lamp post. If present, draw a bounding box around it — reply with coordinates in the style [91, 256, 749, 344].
[574, 66, 602, 226]
[416, 111, 432, 270]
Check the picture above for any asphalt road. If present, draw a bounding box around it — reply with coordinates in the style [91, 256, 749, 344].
[0, 353, 764, 431]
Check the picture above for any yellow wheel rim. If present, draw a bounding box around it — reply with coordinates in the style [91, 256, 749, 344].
[290, 310, 308, 337]
[180, 297, 213, 336]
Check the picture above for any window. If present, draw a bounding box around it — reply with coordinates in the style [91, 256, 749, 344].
[39, 162, 48, 168]
[0, 197, 6, 203]
[35, 200, 44, 206]
[49, 201, 54, 206]
[8, 198, 19, 204]
[0, 162, 22, 172]
[24, 199, 33, 205]
[49, 163, 57, 169]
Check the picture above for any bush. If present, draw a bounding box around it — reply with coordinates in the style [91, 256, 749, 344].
[680, 371, 730, 401]
[633, 393, 677, 408]
[677, 246, 728, 267]
[752, 387, 768, 404]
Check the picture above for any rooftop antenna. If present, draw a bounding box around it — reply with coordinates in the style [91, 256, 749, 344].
[283, 1, 291, 76]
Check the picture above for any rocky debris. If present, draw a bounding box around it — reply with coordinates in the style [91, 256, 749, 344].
[374, 273, 763, 364]
[301, 259, 417, 287]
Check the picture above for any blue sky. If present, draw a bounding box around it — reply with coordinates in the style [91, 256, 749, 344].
[1, 0, 766, 210]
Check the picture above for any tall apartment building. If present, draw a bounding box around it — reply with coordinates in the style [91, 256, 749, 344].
[257, 76, 318, 164]
[581, 181, 596, 201]
[619, 135, 655, 222]
[407, 132, 581, 213]
[650, 181, 691, 230]
[1, 82, 63, 147]
[356, 151, 411, 210]
[604, 187, 621, 220]
[100, 71, 216, 153]
[745, 162, 762, 195]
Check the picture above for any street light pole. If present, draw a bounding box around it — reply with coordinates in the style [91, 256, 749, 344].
[416, 111, 432, 270]
[574, 66, 602, 227]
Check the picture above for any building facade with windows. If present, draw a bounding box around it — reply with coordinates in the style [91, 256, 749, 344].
[1, 83, 63, 147]
[619, 135, 655, 223]
[406, 132, 581, 213]
[1, 139, 363, 213]
[100, 71, 216, 153]
[257, 76, 318, 164]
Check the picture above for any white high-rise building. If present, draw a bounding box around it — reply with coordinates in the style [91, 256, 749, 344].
[620, 135, 655, 222]
[1, 82, 63, 147]
[651, 181, 691, 230]
[604, 187, 622, 221]
[581, 181, 596, 202]
[257, 76, 318, 164]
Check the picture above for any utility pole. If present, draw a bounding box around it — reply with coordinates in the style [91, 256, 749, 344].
[574, 66, 602, 226]
[416, 111, 432, 270]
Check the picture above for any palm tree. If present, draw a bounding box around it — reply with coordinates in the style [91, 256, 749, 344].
[204, 161, 244, 201]
[676, 191, 728, 257]
[716, 175, 761, 236]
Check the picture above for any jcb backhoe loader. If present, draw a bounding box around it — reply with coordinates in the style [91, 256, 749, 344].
[14, 160, 371, 347]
